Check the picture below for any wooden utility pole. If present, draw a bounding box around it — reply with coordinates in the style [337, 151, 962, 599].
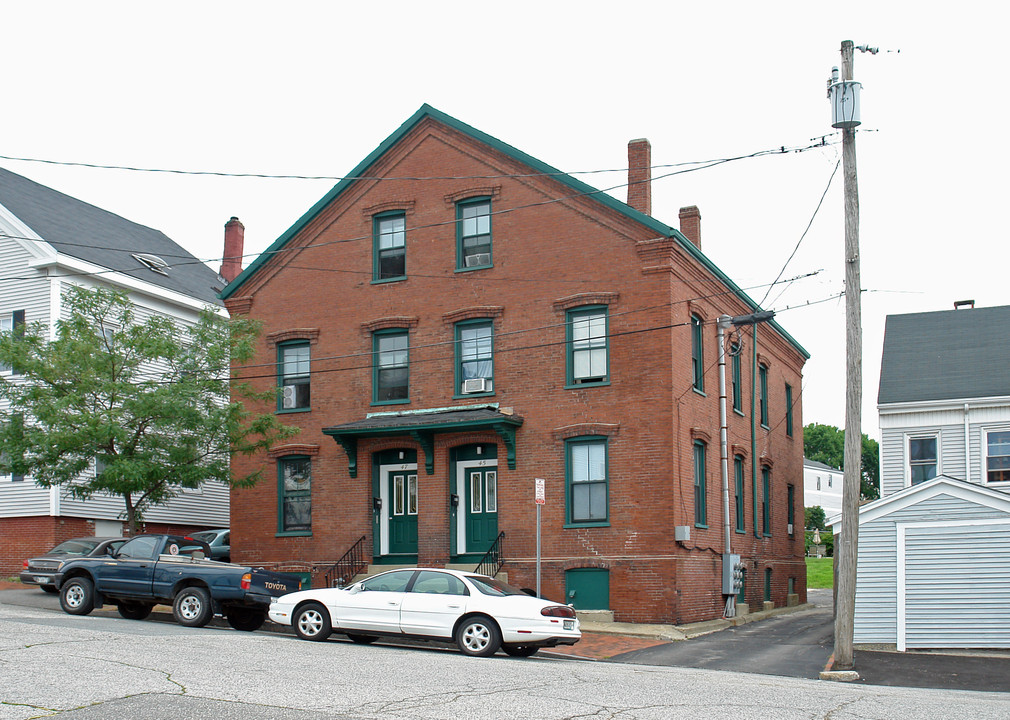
[834, 38, 862, 671]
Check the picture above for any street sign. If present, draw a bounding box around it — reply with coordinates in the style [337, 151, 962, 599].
[535, 477, 545, 504]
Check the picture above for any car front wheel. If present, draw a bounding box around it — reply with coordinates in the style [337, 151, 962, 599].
[173, 587, 213, 627]
[455, 615, 502, 657]
[59, 577, 95, 616]
[294, 602, 331, 641]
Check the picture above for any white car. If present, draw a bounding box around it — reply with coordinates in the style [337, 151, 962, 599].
[269, 567, 581, 657]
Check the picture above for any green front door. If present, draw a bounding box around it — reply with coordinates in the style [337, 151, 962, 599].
[388, 469, 418, 554]
[565, 568, 609, 610]
[465, 466, 498, 554]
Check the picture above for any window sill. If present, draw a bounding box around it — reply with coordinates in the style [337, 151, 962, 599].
[454, 265, 492, 273]
[733, 408, 745, 417]
[452, 391, 495, 400]
[371, 276, 406, 285]
[275, 531, 312, 538]
[564, 380, 611, 390]
[372, 398, 410, 406]
[564, 521, 610, 529]
[694, 523, 709, 529]
[276, 407, 311, 414]
[693, 388, 706, 397]
[760, 424, 770, 430]
[735, 528, 747, 534]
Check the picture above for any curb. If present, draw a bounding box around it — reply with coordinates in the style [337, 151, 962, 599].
[819, 652, 860, 682]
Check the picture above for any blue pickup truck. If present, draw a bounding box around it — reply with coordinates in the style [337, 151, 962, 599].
[54, 534, 301, 632]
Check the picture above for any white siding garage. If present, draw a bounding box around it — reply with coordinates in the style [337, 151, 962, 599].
[844, 476, 1010, 650]
[900, 519, 1010, 650]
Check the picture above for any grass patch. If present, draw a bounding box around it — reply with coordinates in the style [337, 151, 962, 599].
[806, 557, 833, 589]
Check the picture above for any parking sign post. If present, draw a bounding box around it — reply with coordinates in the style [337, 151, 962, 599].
[535, 478, 545, 598]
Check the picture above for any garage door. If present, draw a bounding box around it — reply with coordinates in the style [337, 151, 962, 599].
[900, 520, 1010, 650]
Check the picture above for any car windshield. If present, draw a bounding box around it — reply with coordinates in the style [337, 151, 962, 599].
[466, 575, 527, 597]
[48, 540, 99, 556]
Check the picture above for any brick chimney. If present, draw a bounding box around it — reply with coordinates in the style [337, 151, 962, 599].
[679, 206, 701, 249]
[220, 216, 244, 283]
[627, 138, 652, 216]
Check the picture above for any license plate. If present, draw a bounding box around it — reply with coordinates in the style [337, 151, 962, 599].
[563, 619, 574, 630]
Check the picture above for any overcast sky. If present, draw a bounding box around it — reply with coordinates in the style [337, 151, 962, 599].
[4, 2, 1006, 440]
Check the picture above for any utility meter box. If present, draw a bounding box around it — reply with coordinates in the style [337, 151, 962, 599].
[722, 553, 743, 595]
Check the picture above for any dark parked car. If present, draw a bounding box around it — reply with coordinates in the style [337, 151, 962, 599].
[189, 529, 230, 562]
[21, 537, 128, 593]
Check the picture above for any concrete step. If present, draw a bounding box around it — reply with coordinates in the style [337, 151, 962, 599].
[576, 609, 615, 623]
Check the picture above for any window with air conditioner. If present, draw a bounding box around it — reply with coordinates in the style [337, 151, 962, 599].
[456, 198, 491, 270]
[278, 342, 310, 411]
[456, 321, 493, 395]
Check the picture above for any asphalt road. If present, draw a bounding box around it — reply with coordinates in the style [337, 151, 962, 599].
[3, 598, 1008, 720]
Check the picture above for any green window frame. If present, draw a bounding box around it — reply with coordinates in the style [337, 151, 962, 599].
[734, 455, 745, 532]
[566, 306, 609, 386]
[456, 197, 491, 270]
[759, 364, 769, 428]
[731, 343, 742, 413]
[565, 436, 609, 526]
[694, 440, 707, 527]
[373, 330, 409, 404]
[373, 212, 406, 282]
[455, 320, 494, 396]
[785, 383, 794, 436]
[764, 567, 772, 602]
[691, 314, 705, 392]
[277, 341, 310, 412]
[278, 455, 311, 535]
[761, 465, 771, 536]
[787, 483, 795, 536]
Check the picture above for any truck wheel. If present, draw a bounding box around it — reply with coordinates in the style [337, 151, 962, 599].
[455, 615, 501, 657]
[225, 607, 266, 632]
[60, 577, 95, 616]
[173, 586, 213, 627]
[118, 602, 153, 620]
[293, 602, 331, 641]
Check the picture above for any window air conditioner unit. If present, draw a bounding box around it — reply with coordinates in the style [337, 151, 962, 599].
[282, 385, 297, 408]
[462, 378, 487, 394]
[465, 253, 491, 267]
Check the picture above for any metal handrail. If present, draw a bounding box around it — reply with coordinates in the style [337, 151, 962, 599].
[474, 531, 506, 578]
[323, 535, 368, 587]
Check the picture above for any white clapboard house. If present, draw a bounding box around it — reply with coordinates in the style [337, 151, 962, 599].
[0, 166, 232, 575]
[845, 303, 1010, 650]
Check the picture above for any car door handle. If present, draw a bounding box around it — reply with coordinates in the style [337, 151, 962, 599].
[388, 601, 398, 606]
[448, 604, 461, 609]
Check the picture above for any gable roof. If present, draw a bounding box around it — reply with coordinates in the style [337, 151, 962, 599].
[221, 104, 807, 358]
[0, 166, 223, 305]
[804, 457, 842, 473]
[877, 305, 1010, 405]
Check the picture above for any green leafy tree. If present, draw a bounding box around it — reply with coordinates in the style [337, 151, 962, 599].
[803, 422, 880, 500]
[0, 286, 297, 534]
[805, 505, 826, 531]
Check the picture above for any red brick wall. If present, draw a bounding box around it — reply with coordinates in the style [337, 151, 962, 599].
[227, 117, 807, 623]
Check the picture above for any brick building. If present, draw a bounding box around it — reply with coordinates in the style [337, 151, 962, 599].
[222, 105, 808, 623]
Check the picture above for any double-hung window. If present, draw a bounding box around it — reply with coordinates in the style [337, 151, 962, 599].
[567, 307, 608, 385]
[731, 344, 742, 413]
[759, 364, 769, 428]
[691, 314, 704, 392]
[909, 436, 937, 485]
[761, 466, 771, 536]
[785, 384, 794, 437]
[374, 330, 409, 403]
[694, 440, 707, 526]
[278, 456, 311, 534]
[787, 483, 795, 535]
[456, 321, 493, 395]
[986, 430, 1010, 483]
[457, 198, 491, 269]
[278, 342, 310, 411]
[566, 437, 608, 525]
[374, 213, 406, 281]
[734, 455, 745, 532]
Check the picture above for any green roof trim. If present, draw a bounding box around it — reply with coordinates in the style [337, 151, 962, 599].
[221, 104, 807, 359]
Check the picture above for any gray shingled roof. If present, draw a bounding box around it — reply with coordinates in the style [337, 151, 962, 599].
[0, 166, 223, 305]
[877, 305, 1010, 404]
[324, 407, 523, 435]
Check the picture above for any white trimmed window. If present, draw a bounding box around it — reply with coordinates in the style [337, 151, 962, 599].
[908, 435, 938, 485]
[985, 429, 1010, 483]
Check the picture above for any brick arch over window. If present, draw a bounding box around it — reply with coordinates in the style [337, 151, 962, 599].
[441, 306, 504, 326]
[362, 200, 415, 217]
[265, 328, 320, 348]
[443, 186, 501, 205]
[562, 559, 611, 571]
[267, 443, 320, 459]
[551, 423, 620, 442]
[760, 455, 775, 469]
[552, 292, 620, 314]
[687, 302, 709, 322]
[731, 444, 749, 460]
[690, 427, 712, 444]
[360, 316, 419, 334]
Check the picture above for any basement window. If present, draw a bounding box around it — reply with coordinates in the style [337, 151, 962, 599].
[132, 253, 170, 276]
